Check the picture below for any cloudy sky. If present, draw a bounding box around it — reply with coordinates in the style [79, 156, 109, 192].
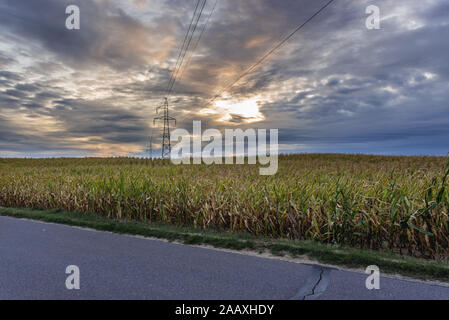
[0, 0, 448, 157]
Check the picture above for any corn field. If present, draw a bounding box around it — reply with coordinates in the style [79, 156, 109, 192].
[1, 154, 448, 259]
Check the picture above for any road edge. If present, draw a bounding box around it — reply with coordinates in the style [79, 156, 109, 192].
[1, 206, 449, 283]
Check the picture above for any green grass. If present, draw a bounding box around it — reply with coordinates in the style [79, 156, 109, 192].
[2, 206, 449, 282]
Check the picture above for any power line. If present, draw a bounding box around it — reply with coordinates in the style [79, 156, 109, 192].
[165, 0, 202, 95]
[168, 0, 207, 96]
[155, 0, 206, 158]
[176, 0, 219, 89]
[167, 0, 207, 97]
[207, 0, 336, 105]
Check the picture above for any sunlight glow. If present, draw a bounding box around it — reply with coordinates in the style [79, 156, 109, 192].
[201, 96, 265, 123]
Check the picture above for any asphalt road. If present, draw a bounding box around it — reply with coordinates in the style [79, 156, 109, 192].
[1, 216, 448, 300]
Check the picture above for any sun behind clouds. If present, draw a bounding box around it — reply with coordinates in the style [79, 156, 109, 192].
[201, 96, 265, 124]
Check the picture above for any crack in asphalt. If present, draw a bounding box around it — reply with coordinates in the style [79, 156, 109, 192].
[289, 265, 323, 300]
[302, 268, 324, 300]
[289, 265, 332, 300]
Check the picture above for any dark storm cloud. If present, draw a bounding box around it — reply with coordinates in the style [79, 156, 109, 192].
[0, 117, 32, 150]
[0, 115, 80, 155]
[15, 84, 39, 92]
[4, 89, 28, 99]
[34, 92, 61, 102]
[220, 0, 449, 154]
[170, 0, 342, 95]
[0, 0, 448, 156]
[0, 0, 175, 70]
[45, 99, 148, 144]
[0, 71, 23, 82]
[0, 95, 19, 106]
[21, 102, 44, 110]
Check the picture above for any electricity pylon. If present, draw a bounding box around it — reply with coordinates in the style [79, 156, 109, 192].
[153, 98, 176, 159]
[146, 129, 153, 159]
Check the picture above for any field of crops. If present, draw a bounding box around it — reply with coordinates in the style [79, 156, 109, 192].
[0, 154, 448, 259]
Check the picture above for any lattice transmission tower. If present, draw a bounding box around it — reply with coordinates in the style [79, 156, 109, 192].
[153, 98, 176, 158]
[145, 129, 153, 159]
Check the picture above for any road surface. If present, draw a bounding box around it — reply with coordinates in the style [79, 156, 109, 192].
[0, 216, 448, 300]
